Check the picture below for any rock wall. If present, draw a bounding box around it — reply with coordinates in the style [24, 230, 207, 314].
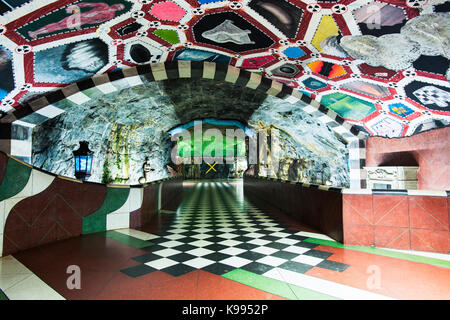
[248, 96, 349, 187]
[32, 82, 178, 184]
[32, 78, 349, 186]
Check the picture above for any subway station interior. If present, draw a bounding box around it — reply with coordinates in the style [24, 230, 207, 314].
[0, 0, 449, 301]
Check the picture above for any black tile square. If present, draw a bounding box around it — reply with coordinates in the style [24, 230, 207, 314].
[278, 225, 295, 232]
[304, 249, 333, 259]
[140, 244, 167, 252]
[286, 235, 309, 241]
[231, 224, 246, 229]
[241, 262, 274, 275]
[232, 236, 253, 242]
[257, 229, 277, 235]
[202, 263, 236, 275]
[295, 242, 319, 249]
[176, 230, 196, 236]
[120, 264, 156, 278]
[278, 261, 313, 274]
[237, 251, 266, 261]
[132, 253, 162, 263]
[169, 253, 197, 262]
[264, 241, 289, 249]
[175, 237, 198, 244]
[204, 243, 228, 252]
[203, 236, 226, 243]
[316, 260, 349, 272]
[172, 244, 197, 252]
[230, 229, 248, 235]
[203, 252, 231, 262]
[146, 237, 166, 244]
[203, 230, 223, 236]
[45, 90, 66, 104]
[154, 231, 173, 237]
[271, 251, 299, 260]
[161, 264, 196, 277]
[260, 235, 280, 242]
[235, 243, 259, 250]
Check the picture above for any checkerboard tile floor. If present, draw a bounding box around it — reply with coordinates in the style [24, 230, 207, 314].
[121, 181, 349, 278]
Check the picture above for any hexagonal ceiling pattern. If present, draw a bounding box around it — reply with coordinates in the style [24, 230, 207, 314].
[0, 0, 449, 137]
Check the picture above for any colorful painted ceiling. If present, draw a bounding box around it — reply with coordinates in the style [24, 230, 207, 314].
[0, 0, 449, 137]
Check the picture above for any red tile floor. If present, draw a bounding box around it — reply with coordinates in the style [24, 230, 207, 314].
[1, 181, 449, 300]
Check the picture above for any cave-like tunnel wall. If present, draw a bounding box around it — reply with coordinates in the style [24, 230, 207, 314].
[31, 77, 350, 186]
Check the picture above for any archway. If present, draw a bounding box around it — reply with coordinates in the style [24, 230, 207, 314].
[0, 61, 367, 188]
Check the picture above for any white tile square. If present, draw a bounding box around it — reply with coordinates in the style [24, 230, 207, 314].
[145, 258, 178, 269]
[265, 227, 284, 232]
[186, 248, 214, 257]
[251, 246, 279, 255]
[245, 232, 265, 239]
[165, 234, 185, 240]
[219, 233, 239, 239]
[216, 223, 233, 228]
[283, 246, 311, 254]
[183, 257, 215, 269]
[271, 232, 291, 238]
[114, 229, 157, 241]
[217, 227, 235, 233]
[220, 256, 252, 268]
[275, 238, 299, 245]
[217, 239, 241, 247]
[67, 91, 90, 105]
[260, 222, 278, 227]
[195, 228, 213, 233]
[190, 240, 214, 247]
[248, 239, 270, 246]
[35, 104, 65, 118]
[241, 227, 259, 232]
[291, 255, 324, 266]
[160, 240, 184, 248]
[171, 227, 189, 233]
[256, 256, 286, 267]
[191, 233, 213, 240]
[153, 248, 180, 257]
[219, 247, 246, 256]
[196, 223, 213, 228]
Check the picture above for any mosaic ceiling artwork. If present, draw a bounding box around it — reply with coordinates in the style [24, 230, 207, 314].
[0, 0, 449, 137]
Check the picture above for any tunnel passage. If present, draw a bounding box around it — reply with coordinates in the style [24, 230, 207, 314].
[29, 77, 351, 187]
[0, 62, 366, 188]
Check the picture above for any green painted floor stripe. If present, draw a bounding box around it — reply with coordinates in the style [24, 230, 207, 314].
[101, 230, 153, 249]
[222, 269, 338, 300]
[0, 289, 8, 300]
[304, 238, 450, 269]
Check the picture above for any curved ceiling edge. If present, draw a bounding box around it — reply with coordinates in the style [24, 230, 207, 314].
[0, 61, 368, 188]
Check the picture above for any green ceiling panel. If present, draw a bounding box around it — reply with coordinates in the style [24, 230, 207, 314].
[153, 29, 180, 45]
[321, 93, 376, 121]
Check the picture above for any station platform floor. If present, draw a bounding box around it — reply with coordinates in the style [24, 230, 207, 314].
[0, 180, 449, 300]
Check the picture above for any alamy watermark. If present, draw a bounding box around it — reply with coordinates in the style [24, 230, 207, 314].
[366, 265, 381, 290]
[66, 265, 81, 290]
[170, 120, 280, 172]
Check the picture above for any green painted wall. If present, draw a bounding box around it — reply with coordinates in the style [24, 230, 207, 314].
[82, 187, 130, 234]
[0, 158, 32, 202]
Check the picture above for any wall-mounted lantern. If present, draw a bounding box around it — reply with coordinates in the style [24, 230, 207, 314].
[73, 141, 94, 181]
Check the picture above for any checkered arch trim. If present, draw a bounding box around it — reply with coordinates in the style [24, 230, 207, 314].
[0, 61, 367, 188]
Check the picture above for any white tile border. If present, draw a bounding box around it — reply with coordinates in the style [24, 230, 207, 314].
[0, 255, 65, 300]
[264, 268, 394, 300]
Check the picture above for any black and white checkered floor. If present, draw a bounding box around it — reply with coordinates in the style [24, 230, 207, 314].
[121, 181, 349, 278]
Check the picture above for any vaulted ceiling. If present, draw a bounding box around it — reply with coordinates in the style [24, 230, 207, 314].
[0, 0, 449, 137]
